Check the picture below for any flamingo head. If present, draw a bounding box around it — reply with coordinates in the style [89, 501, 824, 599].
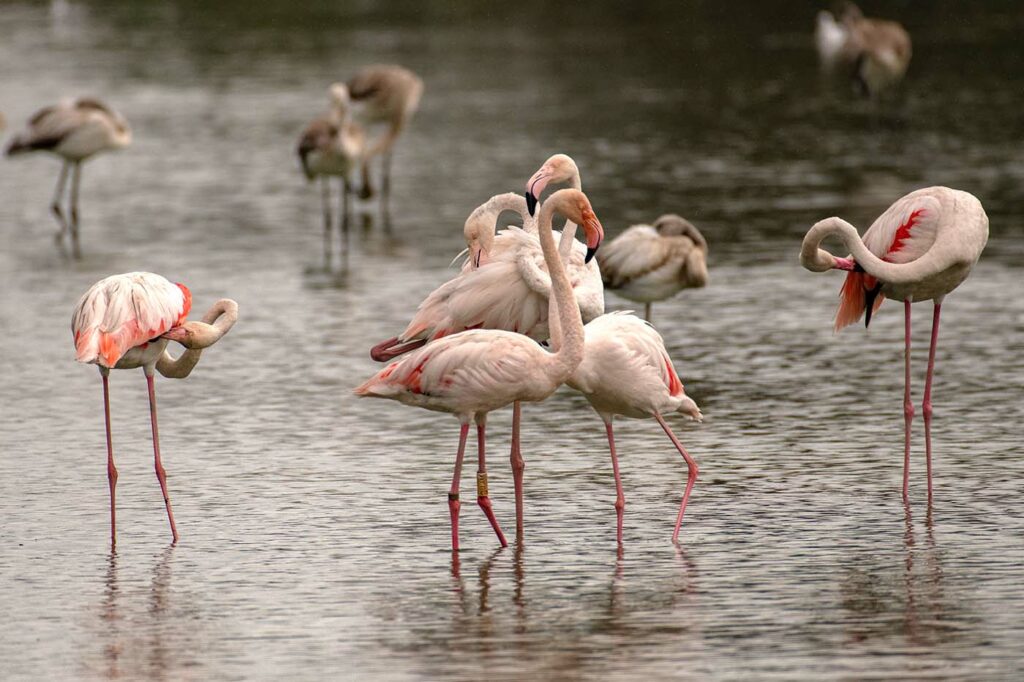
[328, 83, 351, 112]
[463, 210, 496, 268]
[549, 189, 604, 263]
[525, 153, 580, 216]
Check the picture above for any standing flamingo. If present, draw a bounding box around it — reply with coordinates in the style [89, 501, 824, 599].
[346, 64, 423, 199]
[563, 312, 703, 545]
[298, 83, 366, 253]
[815, 2, 912, 97]
[72, 272, 239, 545]
[598, 214, 709, 322]
[355, 189, 604, 552]
[800, 186, 988, 502]
[5, 97, 131, 258]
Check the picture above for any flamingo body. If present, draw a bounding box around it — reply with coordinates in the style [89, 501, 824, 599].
[6, 97, 131, 160]
[815, 3, 911, 97]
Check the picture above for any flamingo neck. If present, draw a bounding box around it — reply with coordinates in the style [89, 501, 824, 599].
[537, 200, 584, 379]
[800, 217, 923, 283]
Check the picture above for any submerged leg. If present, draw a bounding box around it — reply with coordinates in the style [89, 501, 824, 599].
[101, 368, 118, 547]
[510, 401, 526, 542]
[69, 162, 82, 259]
[605, 418, 626, 545]
[475, 415, 508, 548]
[146, 371, 179, 543]
[902, 299, 914, 503]
[320, 177, 332, 265]
[50, 162, 70, 246]
[449, 422, 470, 552]
[922, 301, 942, 505]
[654, 413, 699, 543]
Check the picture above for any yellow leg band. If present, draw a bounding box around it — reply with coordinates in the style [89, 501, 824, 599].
[476, 472, 489, 498]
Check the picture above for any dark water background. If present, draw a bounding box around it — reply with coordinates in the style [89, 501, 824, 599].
[1, 1, 1023, 679]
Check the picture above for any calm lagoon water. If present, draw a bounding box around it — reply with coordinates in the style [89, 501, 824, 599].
[1, 1, 1023, 679]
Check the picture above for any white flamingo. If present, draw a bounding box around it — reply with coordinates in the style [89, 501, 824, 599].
[346, 64, 423, 199]
[5, 97, 131, 258]
[72, 272, 239, 545]
[800, 186, 988, 503]
[815, 2, 912, 97]
[355, 189, 604, 552]
[598, 213, 709, 322]
[297, 83, 365, 251]
[562, 312, 703, 545]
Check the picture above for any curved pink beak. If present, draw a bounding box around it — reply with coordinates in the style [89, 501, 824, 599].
[525, 168, 551, 216]
[581, 209, 604, 263]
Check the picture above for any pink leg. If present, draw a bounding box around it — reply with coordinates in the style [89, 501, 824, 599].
[449, 422, 470, 552]
[475, 416, 508, 548]
[902, 299, 915, 503]
[509, 401, 525, 542]
[654, 414, 699, 544]
[101, 369, 118, 547]
[605, 419, 626, 545]
[146, 373, 179, 543]
[922, 302, 941, 505]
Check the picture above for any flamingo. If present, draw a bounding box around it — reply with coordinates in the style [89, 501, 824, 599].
[597, 214, 709, 322]
[800, 186, 988, 503]
[5, 97, 131, 258]
[815, 2, 912, 97]
[563, 312, 703, 545]
[346, 64, 423, 199]
[355, 189, 604, 552]
[297, 83, 366, 251]
[72, 272, 239, 545]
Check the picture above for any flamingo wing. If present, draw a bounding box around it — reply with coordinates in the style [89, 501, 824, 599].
[72, 272, 191, 368]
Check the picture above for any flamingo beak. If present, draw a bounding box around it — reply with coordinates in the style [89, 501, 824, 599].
[470, 244, 483, 268]
[162, 326, 189, 344]
[525, 169, 550, 216]
[582, 210, 604, 263]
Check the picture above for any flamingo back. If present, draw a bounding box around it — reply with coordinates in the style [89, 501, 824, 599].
[72, 272, 191, 368]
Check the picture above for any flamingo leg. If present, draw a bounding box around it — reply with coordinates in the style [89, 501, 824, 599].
[69, 161, 82, 259]
[50, 162, 70, 246]
[146, 372, 179, 543]
[475, 415, 508, 548]
[644, 303, 652, 323]
[605, 418, 626, 545]
[654, 413, 699, 543]
[510, 400, 526, 542]
[101, 368, 118, 547]
[448, 422, 470, 552]
[902, 299, 915, 503]
[320, 176, 332, 265]
[922, 302, 941, 504]
[382, 149, 393, 200]
[359, 160, 374, 200]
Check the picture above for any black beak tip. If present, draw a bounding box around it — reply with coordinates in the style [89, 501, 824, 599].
[525, 192, 537, 217]
[585, 246, 598, 264]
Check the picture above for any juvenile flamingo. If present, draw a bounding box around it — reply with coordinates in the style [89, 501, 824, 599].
[72, 272, 239, 545]
[800, 186, 988, 502]
[346, 64, 423, 199]
[355, 189, 604, 552]
[598, 214, 709, 322]
[563, 312, 703, 545]
[297, 83, 366, 249]
[5, 97, 131, 258]
[815, 2, 912, 97]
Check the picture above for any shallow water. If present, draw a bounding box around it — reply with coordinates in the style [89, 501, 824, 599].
[2, 1, 1023, 679]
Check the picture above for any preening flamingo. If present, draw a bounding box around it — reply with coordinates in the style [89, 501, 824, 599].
[72, 272, 239, 545]
[562, 312, 703, 544]
[346, 64, 423, 199]
[298, 83, 366, 250]
[800, 186, 988, 502]
[5, 97, 131, 258]
[598, 214, 709, 322]
[355, 189, 605, 552]
[815, 2, 912, 97]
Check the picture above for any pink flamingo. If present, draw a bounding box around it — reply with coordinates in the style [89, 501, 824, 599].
[800, 186, 988, 502]
[72, 272, 239, 545]
[5, 97, 131, 258]
[556, 312, 703, 545]
[355, 189, 604, 552]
